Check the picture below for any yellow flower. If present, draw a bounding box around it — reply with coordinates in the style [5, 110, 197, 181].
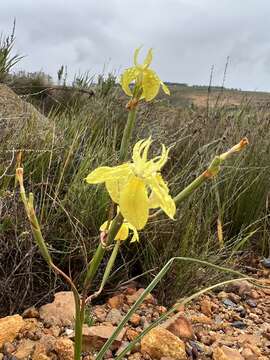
[100, 218, 139, 242]
[121, 47, 170, 101]
[86, 138, 176, 230]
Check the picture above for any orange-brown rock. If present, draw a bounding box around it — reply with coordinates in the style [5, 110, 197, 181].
[213, 346, 244, 360]
[39, 291, 76, 327]
[14, 339, 35, 359]
[108, 294, 125, 309]
[79, 325, 126, 352]
[54, 337, 74, 360]
[129, 313, 141, 326]
[163, 314, 193, 340]
[141, 326, 187, 360]
[200, 298, 213, 316]
[0, 314, 24, 347]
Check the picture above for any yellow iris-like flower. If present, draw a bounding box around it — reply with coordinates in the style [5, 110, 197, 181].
[86, 138, 176, 230]
[121, 47, 170, 101]
[100, 218, 139, 242]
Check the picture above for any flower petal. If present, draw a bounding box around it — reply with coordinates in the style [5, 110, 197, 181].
[86, 164, 131, 184]
[126, 222, 139, 242]
[121, 68, 139, 97]
[141, 69, 161, 101]
[161, 81, 170, 95]
[119, 176, 149, 230]
[100, 220, 110, 231]
[143, 48, 153, 68]
[106, 178, 127, 203]
[148, 175, 176, 219]
[134, 46, 142, 66]
[100, 220, 129, 241]
[115, 223, 129, 241]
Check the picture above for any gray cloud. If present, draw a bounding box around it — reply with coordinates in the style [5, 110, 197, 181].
[1, 0, 270, 90]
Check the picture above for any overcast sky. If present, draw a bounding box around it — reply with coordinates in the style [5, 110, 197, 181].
[1, 0, 270, 91]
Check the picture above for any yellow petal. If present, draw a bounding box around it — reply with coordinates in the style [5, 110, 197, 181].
[148, 175, 176, 219]
[105, 178, 127, 203]
[143, 48, 153, 68]
[134, 47, 142, 66]
[100, 221, 110, 231]
[115, 223, 129, 241]
[86, 164, 130, 184]
[161, 81, 170, 95]
[141, 69, 161, 101]
[151, 144, 170, 172]
[132, 139, 145, 163]
[128, 223, 140, 242]
[119, 176, 149, 230]
[121, 68, 139, 97]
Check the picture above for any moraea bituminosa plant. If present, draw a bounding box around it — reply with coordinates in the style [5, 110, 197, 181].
[17, 47, 250, 360]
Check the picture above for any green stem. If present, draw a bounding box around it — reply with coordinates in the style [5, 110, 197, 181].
[119, 107, 137, 162]
[174, 173, 206, 207]
[87, 241, 121, 303]
[74, 294, 83, 360]
[84, 213, 124, 289]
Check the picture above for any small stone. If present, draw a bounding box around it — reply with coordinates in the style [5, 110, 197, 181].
[223, 299, 237, 308]
[93, 306, 107, 322]
[157, 306, 167, 314]
[246, 299, 257, 308]
[228, 293, 241, 304]
[128, 352, 142, 360]
[78, 325, 126, 352]
[129, 313, 141, 326]
[2, 342, 16, 355]
[126, 328, 140, 341]
[14, 339, 35, 359]
[107, 294, 124, 309]
[249, 290, 260, 300]
[141, 326, 187, 360]
[231, 321, 247, 329]
[0, 315, 24, 347]
[54, 337, 74, 360]
[39, 291, 76, 327]
[106, 309, 123, 325]
[125, 287, 137, 295]
[218, 291, 229, 300]
[163, 314, 193, 339]
[213, 345, 244, 360]
[22, 306, 40, 319]
[200, 298, 213, 316]
[190, 314, 212, 325]
[31, 334, 56, 359]
[261, 258, 270, 268]
[126, 289, 155, 305]
[242, 347, 258, 360]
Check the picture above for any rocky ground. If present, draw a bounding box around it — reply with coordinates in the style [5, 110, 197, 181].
[0, 266, 270, 360]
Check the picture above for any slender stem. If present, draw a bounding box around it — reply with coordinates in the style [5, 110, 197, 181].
[151, 138, 249, 218]
[84, 213, 124, 289]
[119, 108, 137, 162]
[86, 241, 121, 303]
[17, 168, 83, 360]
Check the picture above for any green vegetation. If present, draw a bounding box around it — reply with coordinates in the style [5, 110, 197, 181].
[0, 32, 270, 321]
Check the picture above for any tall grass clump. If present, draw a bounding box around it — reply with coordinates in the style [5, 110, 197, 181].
[0, 21, 23, 82]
